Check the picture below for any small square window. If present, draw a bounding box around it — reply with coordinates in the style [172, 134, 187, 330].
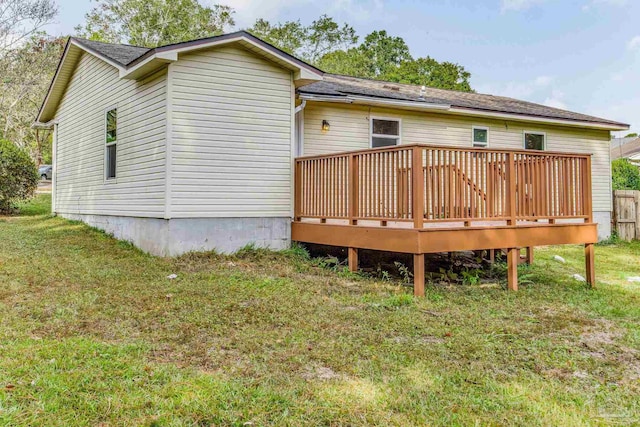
[524, 132, 545, 150]
[473, 126, 488, 147]
[371, 118, 400, 148]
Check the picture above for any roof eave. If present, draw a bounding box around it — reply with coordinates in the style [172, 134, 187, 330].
[36, 32, 324, 123]
[447, 106, 630, 131]
[299, 93, 629, 131]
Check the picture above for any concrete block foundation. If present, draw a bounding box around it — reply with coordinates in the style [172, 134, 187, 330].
[61, 213, 291, 256]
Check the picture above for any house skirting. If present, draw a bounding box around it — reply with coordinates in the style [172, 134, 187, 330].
[59, 211, 610, 257]
[593, 211, 611, 241]
[60, 213, 291, 256]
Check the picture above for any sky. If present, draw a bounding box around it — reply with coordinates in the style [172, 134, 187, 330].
[46, 0, 640, 136]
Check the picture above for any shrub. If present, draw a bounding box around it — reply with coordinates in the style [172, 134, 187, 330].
[0, 139, 39, 214]
[612, 158, 640, 191]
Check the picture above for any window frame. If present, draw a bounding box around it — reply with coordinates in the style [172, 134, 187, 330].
[104, 106, 118, 182]
[523, 130, 546, 151]
[370, 116, 402, 148]
[472, 125, 489, 148]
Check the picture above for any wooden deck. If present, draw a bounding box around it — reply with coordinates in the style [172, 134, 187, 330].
[292, 144, 597, 294]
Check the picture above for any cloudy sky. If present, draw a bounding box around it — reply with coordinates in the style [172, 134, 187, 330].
[48, 0, 639, 135]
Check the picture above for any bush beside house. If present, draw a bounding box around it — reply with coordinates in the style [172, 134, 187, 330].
[612, 158, 640, 191]
[0, 139, 39, 214]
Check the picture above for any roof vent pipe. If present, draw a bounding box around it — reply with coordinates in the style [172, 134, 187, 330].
[419, 86, 426, 100]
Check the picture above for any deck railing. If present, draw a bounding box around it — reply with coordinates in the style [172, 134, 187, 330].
[294, 144, 593, 227]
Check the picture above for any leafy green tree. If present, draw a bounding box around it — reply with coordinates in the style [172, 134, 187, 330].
[0, 35, 64, 163]
[383, 57, 473, 92]
[624, 133, 638, 138]
[612, 158, 640, 191]
[255, 15, 473, 92]
[249, 14, 357, 63]
[0, 139, 39, 214]
[316, 48, 371, 77]
[357, 30, 412, 77]
[75, 0, 235, 47]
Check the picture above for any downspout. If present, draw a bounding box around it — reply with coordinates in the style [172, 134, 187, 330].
[295, 99, 306, 114]
[294, 99, 307, 156]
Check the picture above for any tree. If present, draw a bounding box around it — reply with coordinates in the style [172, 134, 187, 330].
[383, 57, 473, 92]
[249, 15, 357, 63]
[357, 30, 412, 77]
[255, 15, 474, 92]
[75, 0, 235, 47]
[0, 139, 39, 213]
[612, 158, 640, 191]
[0, 34, 65, 163]
[314, 48, 370, 77]
[624, 133, 638, 138]
[0, 0, 57, 54]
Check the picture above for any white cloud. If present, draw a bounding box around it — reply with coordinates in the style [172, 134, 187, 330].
[500, 0, 545, 13]
[627, 36, 640, 51]
[477, 75, 554, 99]
[221, 0, 384, 28]
[222, 0, 313, 27]
[534, 75, 553, 86]
[543, 89, 568, 110]
[583, 0, 627, 11]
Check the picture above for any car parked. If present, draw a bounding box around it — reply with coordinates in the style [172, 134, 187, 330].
[39, 165, 52, 180]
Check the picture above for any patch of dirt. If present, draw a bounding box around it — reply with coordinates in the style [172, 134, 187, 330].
[301, 365, 343, 381]
[580, 319, 623, 348]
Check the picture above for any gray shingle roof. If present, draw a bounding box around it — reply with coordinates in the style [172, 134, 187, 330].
[611, 137, 640, 160]
[73, 38, 150, 66]
[67, 35, 627, 128]
[298, 74, 628, 127]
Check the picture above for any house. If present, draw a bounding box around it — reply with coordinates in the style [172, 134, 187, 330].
[611, 137, 640, 161]
[34, 31, 629, 293]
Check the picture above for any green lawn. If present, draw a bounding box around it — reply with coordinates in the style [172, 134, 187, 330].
[1, 194, 639, 426]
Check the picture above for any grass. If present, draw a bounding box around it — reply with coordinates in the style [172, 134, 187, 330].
[1, 194, 639, 426]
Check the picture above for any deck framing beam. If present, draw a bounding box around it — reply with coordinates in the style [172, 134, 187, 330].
[292, 222, 597, 255]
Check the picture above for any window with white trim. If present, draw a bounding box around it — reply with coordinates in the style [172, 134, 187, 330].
[371, 118, 400, 148]
[524, 131, 545, 150]
[105, 108, 117, 179]
[472, 126, 489, 147]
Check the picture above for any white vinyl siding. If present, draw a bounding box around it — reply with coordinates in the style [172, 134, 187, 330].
[54, 52, 167, 217]
[303, 102, 612, 212]
[169, 45, 293, 218]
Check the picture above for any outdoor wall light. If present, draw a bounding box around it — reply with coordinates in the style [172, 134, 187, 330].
[322, 120, 330, 132]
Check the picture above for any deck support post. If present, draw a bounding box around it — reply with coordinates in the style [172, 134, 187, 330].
[348, 247, 359, 273]
[506, 247, 518, 291]
[585, 243, 595, 288]
[413, 254, 425, 297]
[525, 246, 534, 265]
[488, 249, 495, 264]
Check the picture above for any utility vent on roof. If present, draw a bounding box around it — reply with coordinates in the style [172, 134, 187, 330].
[383, 84, 400, 91]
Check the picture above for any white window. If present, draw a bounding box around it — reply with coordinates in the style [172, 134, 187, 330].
[472, 126, 489, 147]
[371, 117, 401, 148]
[524, 131, 545, 150]
[105, 108, 117, 180]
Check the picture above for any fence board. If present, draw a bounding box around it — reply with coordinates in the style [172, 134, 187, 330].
[613, 190, 640, 241]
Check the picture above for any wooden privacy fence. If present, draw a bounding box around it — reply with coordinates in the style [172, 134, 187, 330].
[613, 190, 640, 241]
[294, 144, 593, 227]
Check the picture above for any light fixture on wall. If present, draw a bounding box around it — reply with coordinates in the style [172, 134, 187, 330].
[322, 120, 330, 132]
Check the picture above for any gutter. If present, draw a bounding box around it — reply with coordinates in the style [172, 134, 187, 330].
[299, 93, 629, 131]
[31, 120, 57, 130]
